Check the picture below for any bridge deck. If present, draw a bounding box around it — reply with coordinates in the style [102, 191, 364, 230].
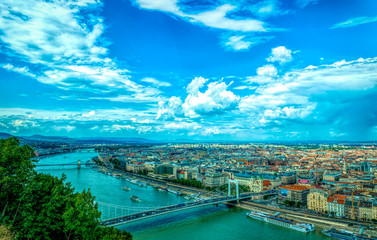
[101, 192, 275, 227]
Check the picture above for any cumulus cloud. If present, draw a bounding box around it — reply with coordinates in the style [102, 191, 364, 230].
[267, 46, 293, 64]
[246, 64, 278, 85]
[157, 77, 239, 119]
[239, 56, 377, 139]
[182, 78, 240, 118]
[156, 96, 183, 120]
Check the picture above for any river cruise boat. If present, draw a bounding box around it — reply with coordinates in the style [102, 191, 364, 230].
[167, 188, 182, 196]
[130, 195, 141, 202]
[121, 186, 130, 191]
[246, 211, 315, 233]
[322, 228, 377, 240]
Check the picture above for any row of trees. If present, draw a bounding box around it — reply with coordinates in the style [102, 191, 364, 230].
[171, 179, 203, 189]
[283, 199, 302, 208]
[0, 138, 132, 240]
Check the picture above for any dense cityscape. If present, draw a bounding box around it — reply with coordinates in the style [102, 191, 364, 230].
[12, 136, 377, 239]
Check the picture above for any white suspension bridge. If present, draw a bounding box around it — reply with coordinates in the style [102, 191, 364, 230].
[97, 188, 276, 227]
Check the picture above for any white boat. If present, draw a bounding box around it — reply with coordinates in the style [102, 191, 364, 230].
[121, 186, 131, 191]
[167, 188, 182, 196]
[246, 211, 315, 233]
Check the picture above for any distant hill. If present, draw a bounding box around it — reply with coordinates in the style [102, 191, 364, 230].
[0, 132, 14, 139]
[21, 134, 75, 142]
[77, 137, 159, 144]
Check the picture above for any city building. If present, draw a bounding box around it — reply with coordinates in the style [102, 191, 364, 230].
[327, 194, 348, 217]
[279, 185, 310, 206]
[203, 172, 228, 187]
[308, 189, 329, 213]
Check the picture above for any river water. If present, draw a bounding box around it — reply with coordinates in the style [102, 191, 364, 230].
[36, 151, 327, 240]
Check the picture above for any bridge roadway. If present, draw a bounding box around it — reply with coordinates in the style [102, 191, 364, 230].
[102, 191, 275, 227]
[36, 163, 95, 167]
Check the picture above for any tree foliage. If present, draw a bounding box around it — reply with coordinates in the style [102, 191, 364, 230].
[0, 137, 132, 240]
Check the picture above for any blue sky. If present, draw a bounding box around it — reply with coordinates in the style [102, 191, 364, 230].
[0, 0, 377, 141]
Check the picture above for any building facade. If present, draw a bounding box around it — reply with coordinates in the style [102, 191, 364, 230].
[279, 185, 310, 206]
[327, 194, 348, 217]
[308, 189, 328, 213]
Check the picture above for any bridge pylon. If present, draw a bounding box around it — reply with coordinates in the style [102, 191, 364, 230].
[228, 179, 239, 203]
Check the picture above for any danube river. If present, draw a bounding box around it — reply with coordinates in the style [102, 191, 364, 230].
[36, 151, 328, 240]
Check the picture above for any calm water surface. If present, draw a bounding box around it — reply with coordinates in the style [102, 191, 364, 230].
[37, 151, 328, 240]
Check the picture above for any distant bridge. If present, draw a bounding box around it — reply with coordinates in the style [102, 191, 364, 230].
[36, 160, 94, 168]
[99, 190, 276, 227]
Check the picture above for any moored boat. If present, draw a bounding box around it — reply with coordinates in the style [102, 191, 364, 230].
[322, 228, 377, 240]
[121, 186, 131, 191]
[246, 211, 315, 233]
[130, 195, 141, 202]
[167, 188, 182, 196]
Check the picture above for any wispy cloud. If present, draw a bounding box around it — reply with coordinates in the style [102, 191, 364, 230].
[1, 63, 35, 78]
[141, 77, 171, 87]
[221, 34, 274, 51]
[133, 0, 285, 51]
[135, 1, 268, 32]
[0, 0, 162, 103]
[296, 0, 318, 9]
[330, 16, 377, 29]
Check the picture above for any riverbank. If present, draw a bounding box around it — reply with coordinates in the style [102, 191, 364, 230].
[236, 201, 377, 237]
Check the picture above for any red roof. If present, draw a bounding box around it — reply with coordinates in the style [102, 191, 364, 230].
[281, 185, 308, 191]
[263, 180, 272, 186]
[327, 194, 348, 205]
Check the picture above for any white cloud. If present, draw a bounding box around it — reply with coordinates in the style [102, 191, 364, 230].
[156, 96, 183, 120]
[111, 124, 135, 131]
[186, 77, 208, 95]
[163, 122, 200, 130]
[136, 0, 179, 13]
[10, 119, 40, 131]
[240, 57, 377, 128]
[141, 77, 171, 87]
[54, 125, 75, 132]
[257, 64, 277, 78]
[182, 78, 240, 118]
[246, 64, 278, 85]
[296, 0, 318, 9]
[203, 127, 221, 136]
[0, 0, 162, 103]
[191, 4, 266, 32]
[330, 16, 377, 29]
[157, 77, 239, 119]
[2, 63, 35, 77]
[267, 46, 293, 64]
[247, 0, 287, 19]
[224, 35, 251, 51]
[134, 1, 267, 32]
